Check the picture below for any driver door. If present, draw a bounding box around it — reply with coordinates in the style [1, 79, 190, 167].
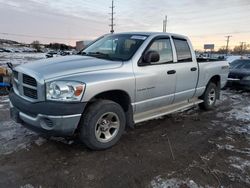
[133, 37, 176, 113]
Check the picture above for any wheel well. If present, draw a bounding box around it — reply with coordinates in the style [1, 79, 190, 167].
[208, 75, 221, 99]
[209, 75, 221, 88]
[87, 90, 131, 112]
[85, 90, 134, 128]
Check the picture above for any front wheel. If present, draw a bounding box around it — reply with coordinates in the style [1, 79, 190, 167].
[199, 82, 218, 110]
[79, 100, 126, 150]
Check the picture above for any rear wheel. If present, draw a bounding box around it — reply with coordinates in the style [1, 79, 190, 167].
[79, 100, 126, 150]
[199, 82, 218, 110]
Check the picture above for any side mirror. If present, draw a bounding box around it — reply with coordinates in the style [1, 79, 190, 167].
[143, 50, 160, 64]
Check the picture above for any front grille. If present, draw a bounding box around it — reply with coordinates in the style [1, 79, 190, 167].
[23, 74, 37, 87]
[13, 71, 39, 101]
[23, 86, 38, 99]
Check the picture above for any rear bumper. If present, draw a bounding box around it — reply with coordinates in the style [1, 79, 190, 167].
[9, 90, 86, 136]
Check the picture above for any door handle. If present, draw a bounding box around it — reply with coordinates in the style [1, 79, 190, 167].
[167, 70, 176, 75]
[190, 67, 197, 71]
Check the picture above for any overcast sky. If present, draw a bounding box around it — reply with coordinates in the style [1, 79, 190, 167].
[0, 0, 250, 49]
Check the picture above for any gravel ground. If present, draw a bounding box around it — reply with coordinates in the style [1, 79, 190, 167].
[0, 89, 249, 188]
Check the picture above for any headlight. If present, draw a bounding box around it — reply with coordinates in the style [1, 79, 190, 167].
[46, 81, 85, 102]
[242, 76, 250, 81]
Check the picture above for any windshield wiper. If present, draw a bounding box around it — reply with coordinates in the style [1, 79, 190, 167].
[88, 52, 109, 57]
[81, 51, 124, 61]
[83, 51, 112, 60]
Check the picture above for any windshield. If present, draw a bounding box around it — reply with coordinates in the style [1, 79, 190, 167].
[80, 34, 148, 61]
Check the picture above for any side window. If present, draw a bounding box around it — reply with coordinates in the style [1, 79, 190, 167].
[147, 38, 173, 64]
[173, 38, 192, 62]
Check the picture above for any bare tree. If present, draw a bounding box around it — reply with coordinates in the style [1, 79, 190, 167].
[31, 40, 41, 52]
[217, 46, 227, 54]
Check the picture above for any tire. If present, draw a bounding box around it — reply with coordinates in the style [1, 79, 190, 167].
[79, 100, 126, 150]
[199, 82, 218, 110]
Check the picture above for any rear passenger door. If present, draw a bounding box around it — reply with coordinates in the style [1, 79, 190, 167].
[172, 37, 199, 103]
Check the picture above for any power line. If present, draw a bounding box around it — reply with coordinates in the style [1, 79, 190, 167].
[0, 32, 82, 41]
[109, 0, 115, 33]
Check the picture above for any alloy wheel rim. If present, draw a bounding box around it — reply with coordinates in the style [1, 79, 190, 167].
[208, 88, 216, 105]
[95, 112, 120, 143]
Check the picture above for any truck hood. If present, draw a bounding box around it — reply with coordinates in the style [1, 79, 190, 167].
[16, 55, 123, 80]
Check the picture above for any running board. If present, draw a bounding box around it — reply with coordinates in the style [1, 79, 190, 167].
[134, 98, 203, 124]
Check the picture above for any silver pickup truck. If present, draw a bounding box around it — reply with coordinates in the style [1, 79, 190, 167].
[10, 32, 229, 150]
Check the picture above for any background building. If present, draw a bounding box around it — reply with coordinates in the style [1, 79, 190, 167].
[76, 40, 92, 51]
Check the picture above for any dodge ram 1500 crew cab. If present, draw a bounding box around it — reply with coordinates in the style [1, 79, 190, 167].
[10, 32, 229, 150]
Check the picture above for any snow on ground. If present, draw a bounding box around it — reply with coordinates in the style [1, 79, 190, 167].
[151, 176, 205, 188]
[227, 106, 250, 122]
[151, 90, 250, 187]
[0, 53, 46, 155]
[0, 120, 45, 155]
[210, 90, 250, 186]
[0, 96, 46, 155]
[0, 52, 45, 67]
[0, 52, 77, 155]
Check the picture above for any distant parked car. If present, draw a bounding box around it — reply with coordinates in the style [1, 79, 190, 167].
[227, 59, 250, 90]
[2, 49, 13, 53]
[46, 51, 58, 58]
[60, 51, 71, 56]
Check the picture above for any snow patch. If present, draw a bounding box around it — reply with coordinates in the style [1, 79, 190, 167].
[150, 176, 211, 188]
[227, 106, 250, 122]
[0, 52, 45, 67]
[0, 121, 45, 155]
[226, 124, 250, 136]
[20, 184, 35, 188]
[226, 156, 250, 184]
[229, 156, 250, 172]
[216, 144, 250, 156]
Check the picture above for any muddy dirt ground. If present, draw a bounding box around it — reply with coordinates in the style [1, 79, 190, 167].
[0, 89, 249, 188]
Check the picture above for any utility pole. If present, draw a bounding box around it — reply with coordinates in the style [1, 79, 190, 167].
[109, 0, 115, 33]
[240, 42, 246, 55]
[163, 15, 167, 32]
[225, 36, 232, 55]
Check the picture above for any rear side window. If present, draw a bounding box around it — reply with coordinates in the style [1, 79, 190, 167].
[173, 38, 192, 62]
[147, 38, 173, 64]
